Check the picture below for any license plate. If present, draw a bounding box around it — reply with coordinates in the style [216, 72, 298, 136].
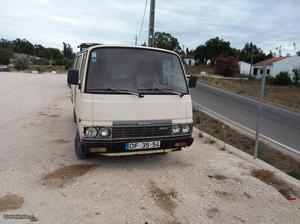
[125, 141, 161, 151]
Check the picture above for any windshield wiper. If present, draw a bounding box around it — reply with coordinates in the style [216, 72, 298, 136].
[89, 88, 144, 98]
[138, 88, 185, 97]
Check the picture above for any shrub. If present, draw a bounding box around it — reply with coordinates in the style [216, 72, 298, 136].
[37, 66, 45, 73]
[265, 75, 275, 85]
[0, 47, 13, 65]
[63, 58, 73, 70]
[32, 58, 50, 65]
[272, 72, 292, 86]
[292, 68, 300, 85]
[215, 55, 239, 77]
[15, 58, 29, 70]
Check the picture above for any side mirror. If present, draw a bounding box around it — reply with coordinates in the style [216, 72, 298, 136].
[67, 69, 79, 85]
[188, 75, 197, 88]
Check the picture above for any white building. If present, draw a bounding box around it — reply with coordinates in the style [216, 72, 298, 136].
[183, 56, 196, 66]
[239, 61, 251, 75]
[253, 55, 300, 78]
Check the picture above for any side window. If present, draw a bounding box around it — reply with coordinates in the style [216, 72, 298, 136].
[73, 57, 78, 69]
[74, 55, 82, 84]
[76, 55, 82, 71]
[79, 53, 87, 83]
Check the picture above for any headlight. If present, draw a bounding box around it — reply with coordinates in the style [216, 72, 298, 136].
[181, 124, 191, 134]
[99, 127, 111, 137]
[172, 125, 181, 135]
[85, 127, 98, 138]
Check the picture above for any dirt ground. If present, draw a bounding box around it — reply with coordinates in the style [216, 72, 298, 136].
[0, 72, 300, 224]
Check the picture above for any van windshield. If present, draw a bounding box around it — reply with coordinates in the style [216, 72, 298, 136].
[85, 48, 188, 94]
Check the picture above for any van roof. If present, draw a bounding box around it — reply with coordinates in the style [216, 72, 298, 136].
[78, 44, 179, 56]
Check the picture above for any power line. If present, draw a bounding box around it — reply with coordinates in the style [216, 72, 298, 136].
[137, 0, 148, 44]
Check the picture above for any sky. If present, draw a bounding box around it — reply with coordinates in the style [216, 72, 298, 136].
[1, 0, 300, 55]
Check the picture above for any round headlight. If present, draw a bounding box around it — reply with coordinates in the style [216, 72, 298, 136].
[172, 125, 181, 135]
[99, 127, 111, 137]
[85, 127, 98, 138]
[182, 124, 191, 134]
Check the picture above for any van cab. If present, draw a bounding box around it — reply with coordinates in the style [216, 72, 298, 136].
[67, 45, 197, 159]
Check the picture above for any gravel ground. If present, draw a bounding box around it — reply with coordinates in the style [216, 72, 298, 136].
[0, 72, 299, 224]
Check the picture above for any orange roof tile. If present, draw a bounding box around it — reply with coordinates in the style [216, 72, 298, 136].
[253, 56, 289, 66]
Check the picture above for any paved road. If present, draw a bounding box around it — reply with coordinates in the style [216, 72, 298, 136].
[191, 82, 300, 151]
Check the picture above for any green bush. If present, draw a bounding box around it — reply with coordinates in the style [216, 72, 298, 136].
[265, 75, 275, 84]
[63, 58, 73, 70]
[272, 72, 292, 86]
[292, 68, 300, 85]
[32, 58, 50, 65]
[37, 66, 45, 73]
[15, 58, 29, 70]
[0, 48, 13, 65]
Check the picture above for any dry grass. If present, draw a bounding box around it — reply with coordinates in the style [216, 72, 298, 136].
[251, 169, 285, 188]
[0, 194, 24, 212]
[250, 169, 297, 197]
[185, 65, 216, 75]
[199, 77, 300, 112]
[193, 110, 300, 180]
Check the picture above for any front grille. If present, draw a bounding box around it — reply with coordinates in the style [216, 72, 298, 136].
[113, 125, 172, 139]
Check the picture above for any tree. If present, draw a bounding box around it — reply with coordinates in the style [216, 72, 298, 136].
[204, 37, 232, 64]
[194, 45, 207, 64]
[154, 32, 181, 52]
[215, 55, 239, 77]
[194, 37, 232, 65]
[0, 47, 13, 65]
[63, 42, 75, 59]
[186, 47, 190, 55]
[34, 44, 46, 58]
[12, 38, 34, 55]
[238, 42, 271, 64]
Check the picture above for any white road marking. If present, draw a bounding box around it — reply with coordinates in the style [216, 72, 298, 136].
[193, 101, 300, 156]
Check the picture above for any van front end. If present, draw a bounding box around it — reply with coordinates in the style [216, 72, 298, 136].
[78, 121, 194, 156]
[74, 93, 194, 157]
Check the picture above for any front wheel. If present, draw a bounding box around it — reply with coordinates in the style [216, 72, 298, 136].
[74, 131, 92, 159]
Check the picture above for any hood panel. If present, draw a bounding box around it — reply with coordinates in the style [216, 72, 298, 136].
[91, 94, 189, 122]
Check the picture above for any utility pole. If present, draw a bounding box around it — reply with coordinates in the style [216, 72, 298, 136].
[253, 64, 267, 159]
[249, 46, 254, 76]
[135, 35, 137, 46]
[148, 0, 155, 47]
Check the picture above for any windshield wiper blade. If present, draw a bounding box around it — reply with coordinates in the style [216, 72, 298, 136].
[89, 88, 144, 98]
[139, 88, 184, 97]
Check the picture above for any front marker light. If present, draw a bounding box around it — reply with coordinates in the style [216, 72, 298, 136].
[172, 125, 181, 135]
[85, 127, 98, 138]
[99, 127, 111, 137]
[181, 124, 191, 134]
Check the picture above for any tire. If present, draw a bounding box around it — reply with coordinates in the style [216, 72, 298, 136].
[74, 131, 92, 159]
[73, 110, 77, 123]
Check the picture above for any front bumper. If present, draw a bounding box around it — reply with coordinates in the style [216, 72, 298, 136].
[80, 136, 194, 154]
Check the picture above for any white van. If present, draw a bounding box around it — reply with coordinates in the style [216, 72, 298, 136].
[67, 45, 197, 159]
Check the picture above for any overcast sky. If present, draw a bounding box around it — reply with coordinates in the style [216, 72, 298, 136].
[1, 0, 299, 54]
